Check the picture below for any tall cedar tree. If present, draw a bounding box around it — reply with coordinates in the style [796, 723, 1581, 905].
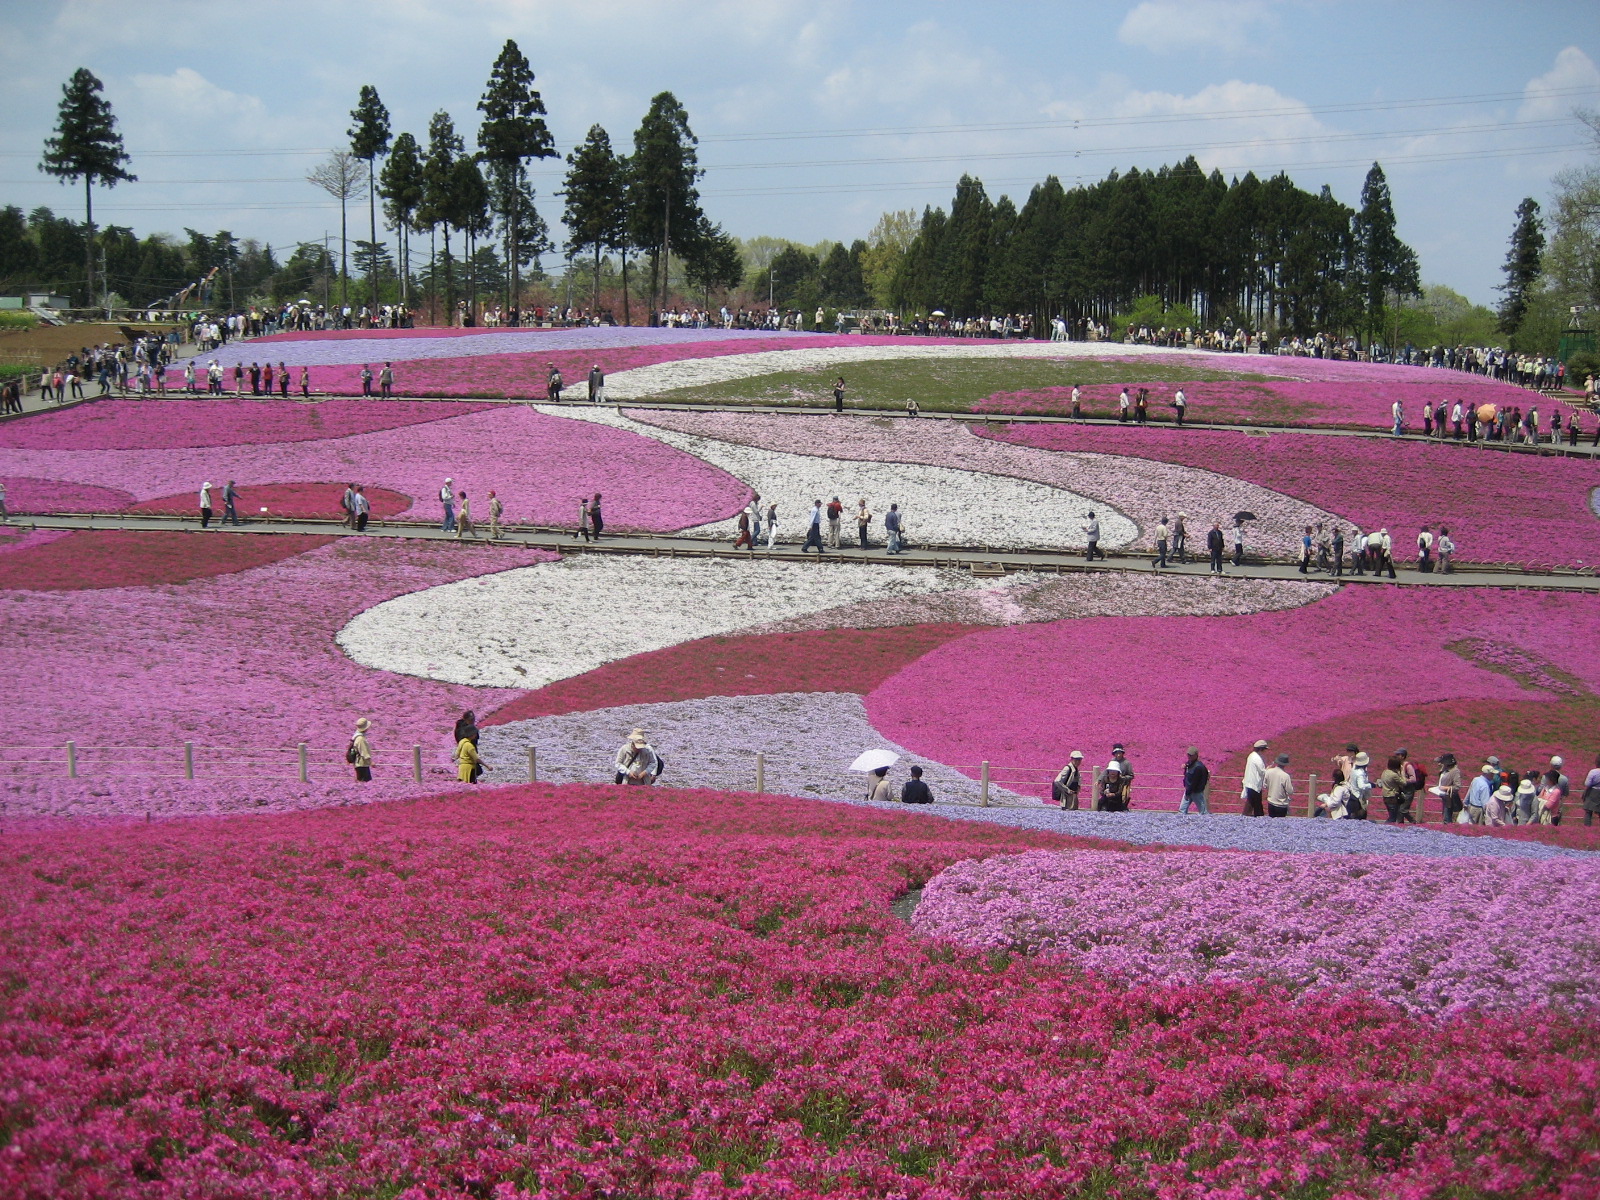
[562, 125, 628, 319]
[629, 93, 703, 317]
[418, 112, 464, 320]
[348, 86, 392, 312]
[683, 218, 745, 306]
[477, 40, 556, 312]
[378, 132, 424, 306]
[452, 156, 492, 320]
[1352, 162, 1419, 344]
[1497, 197, 1545, 338]
[38, 68, 134, 307]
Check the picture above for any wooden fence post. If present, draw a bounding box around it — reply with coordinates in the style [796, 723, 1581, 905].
[1306, 772, 1317, 818]
[528, 746, 538, 784]
[755, 752, 765, 794]
[412, 744, 423, 782]
[298, 742, 308, 783]
[980, 761, 991, 807]
[1093, 767, 1102, 810]
[66, 740, 77, 779]
[183, 742, 194, 781]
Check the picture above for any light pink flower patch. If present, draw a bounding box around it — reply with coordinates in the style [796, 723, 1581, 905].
[0, 407, 748, 530]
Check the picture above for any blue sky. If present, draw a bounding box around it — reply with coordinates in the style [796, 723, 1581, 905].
[1, 0, 1596, 306]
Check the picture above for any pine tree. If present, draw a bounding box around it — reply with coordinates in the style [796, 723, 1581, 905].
[683, 218, 744, 307]
[1352, 162, 1420, 345]
[378, 132, 424, 306]
[562, 125, 628, 320]
[418, 112, 464, 320]
[629, 93, 703, 317]
[477, 40, 557, 313]
[348, 86, 392, 313]
[38, 68, 135, 307]
[1497, 197, 1544, 338]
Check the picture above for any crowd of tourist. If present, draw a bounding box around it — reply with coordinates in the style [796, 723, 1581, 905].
[1046, 740, 1600, 827]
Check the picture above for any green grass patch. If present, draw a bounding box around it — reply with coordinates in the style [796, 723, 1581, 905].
[655, 357, 1283, 413]
[0, 312, 39, 331]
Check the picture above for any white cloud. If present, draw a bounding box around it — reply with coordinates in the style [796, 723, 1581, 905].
[1518, 46, 1600, 122]
[1117, 0, 1276, 56]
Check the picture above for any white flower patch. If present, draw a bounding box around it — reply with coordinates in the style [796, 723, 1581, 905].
[603, 340, 1178, 399]
[478, 691, 1035, 807]
[336, 555, 984, 689]
[536, 405, 1137, 551]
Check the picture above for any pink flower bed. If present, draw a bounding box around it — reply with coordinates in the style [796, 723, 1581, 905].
[0, 398, 494, 451]
[0, 475, 133, 512]
[978, 423, 1600, 569]
[0, 538, 558, 806]
[865, 586, 1600, 803]
[632, 409, 1337, 550]
[125, 482, 411, 520]
[2, 788, 1595, 1198]
[914, 849, 1600, 1016]
[0, 530, 335, 592]
[0, 407, 748, 530]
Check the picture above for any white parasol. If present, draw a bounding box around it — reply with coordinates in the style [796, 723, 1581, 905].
[849, 748, 900, 772]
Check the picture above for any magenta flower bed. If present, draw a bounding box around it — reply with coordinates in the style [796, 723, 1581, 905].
[0, 406, 748, 529]
[977, 423, 1600, 568]
[915, 848, 1600, 1016]
[0, 398, 494, 451]
[0, 475, 134, 512]
[0, 539, 557, 779]
[976, 374, 1585, 431]
[2, 788, 1595, 1198]
[865, 585, 1600, 802]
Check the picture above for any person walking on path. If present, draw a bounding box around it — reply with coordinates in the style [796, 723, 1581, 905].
[1070, 385, 1082, 419]
[734, 505, 754, 551]
[765, 501, 779, 549]
[299, 366, 311, 398]
[749, 494, 762, 544]
[221, 480, 240, 526]
[455, 491, 474, 539]
[803, 500, 825, 554]
[1332, 527, 1345, 578]
[1173, 387, 1187, 427]
[1265, 753, 1294, 817]
[1232, 517, 1245, 567]
[278, 362, 290, 397]
[352, 485, 370, 531]
[488, 490, 503, 540]
[341, 483, 358, 529]
[380, 363, 394, 399]
[1153, 517, 1170, 568]
[349, 717, 373, 782]
[826, 497, 843, 548]
[587, 363, 605, 403]
[1391, 399, 1403, 436]
[833, 376, 846, 413]
[1378, 528, 1396, 579]
[1082, 512, 1104, 561]
[198, 481, 213, 528]
[546, 363, 563, 403]
[1053, 751, 1083, 809]
[360, 364, 374, 396]
[1581, 753, 1600, 827]
[1207, 521, 1225, 574]
[901, 765, 933, 804]
[1172, 512, 1188, 563]
[1437, 527, 1455, 574]
[856, 498, 872, 549]
[885, 503, 904, 554]
[439, 479, 456, 532]
[589, 493, 604, 539]
[1180, 746, 1210, 814]
[1241, 739, 1269, 816]
[1298, 525, 1313, 574]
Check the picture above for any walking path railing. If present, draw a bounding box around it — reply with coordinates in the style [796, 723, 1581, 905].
[5, 741, 1466, 824]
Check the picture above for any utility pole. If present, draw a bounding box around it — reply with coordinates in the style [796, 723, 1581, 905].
[322, 232, 332, 310]
[100, 246, 110, 320]
[769, 267, 774, 310]
[661, 185, 671, 319]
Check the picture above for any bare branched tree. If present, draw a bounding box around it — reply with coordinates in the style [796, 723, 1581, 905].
[307, 151, 367, 307]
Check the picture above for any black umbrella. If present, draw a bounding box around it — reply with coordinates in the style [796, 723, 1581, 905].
[1234, 511, 1258, 522]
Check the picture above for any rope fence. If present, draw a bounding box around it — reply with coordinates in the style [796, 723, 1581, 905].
[4, 741, 1468, 824]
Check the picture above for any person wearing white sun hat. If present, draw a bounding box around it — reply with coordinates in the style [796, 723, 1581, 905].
[349, 717, 373, 782]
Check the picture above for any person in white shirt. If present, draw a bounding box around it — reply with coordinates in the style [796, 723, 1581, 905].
[1451, 400, 1464, 439]
[1391, 399, 1403, 435]
[440, 478, 456, 532]
[1416, 526, 1435, 573]
[1241, 739, 1268, 816]
[198, 481, 213, 528]
[1436, 527, 1455, 574]
[1173, 387, 1187, 426]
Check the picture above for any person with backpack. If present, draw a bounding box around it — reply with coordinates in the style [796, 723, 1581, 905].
[615, 728, 659, 785]
[348, 718, 373, 782]
[1052, 751, 1083, 809]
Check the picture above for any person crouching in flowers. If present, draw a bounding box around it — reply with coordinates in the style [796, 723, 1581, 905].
[1097, 762, 1129, 812]
[615, 728, 659, 785]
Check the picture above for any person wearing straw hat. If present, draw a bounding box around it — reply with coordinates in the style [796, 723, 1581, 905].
[615, 729, 659, 785]
[1052, 751, 1083, 808]
[349, 718, 373, 782]
[1241, 739, 1269, 816]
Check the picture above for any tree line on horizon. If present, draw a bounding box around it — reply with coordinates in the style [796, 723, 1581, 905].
[5, 60, 1596, 350]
